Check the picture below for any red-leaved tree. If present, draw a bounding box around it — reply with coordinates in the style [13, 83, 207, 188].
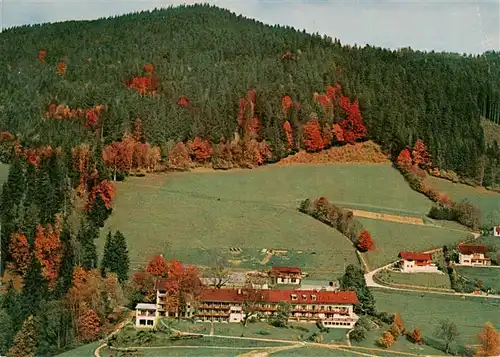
[283, 121, 293, 149]
[396, 149, 413, 171]
[413, 139, 432, 170]
[357, 230, 375, 252]
[8, 232, 31, 275]
[190, 137, 213, 163]
[303, 118, 324, 152]
[34, 221, 63, 289]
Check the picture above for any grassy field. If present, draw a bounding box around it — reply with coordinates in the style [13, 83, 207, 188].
[172, 320, 346, 344]
[372, 289, 500, 349]
[426, 175, 500, 227]
[359, 217, 471, 269]
[455, 266, 500, 294]
[374, 270, 452, 290]
[100, 164, 435, 278]
[0, 163, 9, 185]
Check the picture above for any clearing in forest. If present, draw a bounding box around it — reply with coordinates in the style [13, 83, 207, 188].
[99, 164, 434, 277]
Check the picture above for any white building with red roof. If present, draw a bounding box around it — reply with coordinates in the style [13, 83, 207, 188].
[269, 266, 302, 285]
[493, 226, 500, 237]
[457, 243, 491, 266]
[398, 251, 439, 273]
[195, 288, 359, 328]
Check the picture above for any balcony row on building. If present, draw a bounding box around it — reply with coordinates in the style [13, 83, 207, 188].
[135, 266, 359, 330]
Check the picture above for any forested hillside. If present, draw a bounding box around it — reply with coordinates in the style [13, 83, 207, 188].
[1, 4, 500, 180]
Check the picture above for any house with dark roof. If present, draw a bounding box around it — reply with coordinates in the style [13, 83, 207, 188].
[458, 243, 491, 266]
[398, 251, 439, 273]
[269, 266, 302, 285]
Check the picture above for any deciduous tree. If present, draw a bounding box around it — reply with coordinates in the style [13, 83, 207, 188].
[145, 255, 169, 278]
[357, 231, 375, 252]
[475, 322, 500, 357]
[7, 315, 38, 357]
[378, 331, 394, 348]
[303, 118, 324, 152]
[410, 328, 423, 344]
[434, 319, 458, 354]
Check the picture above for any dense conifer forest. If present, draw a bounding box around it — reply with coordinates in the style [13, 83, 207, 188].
[1, 4, 500, 181]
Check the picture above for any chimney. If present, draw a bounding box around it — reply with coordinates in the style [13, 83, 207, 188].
[237, 288, 242, 295]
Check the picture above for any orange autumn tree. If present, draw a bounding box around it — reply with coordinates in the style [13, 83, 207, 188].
[163, 259, 203, 319]
[66, 266, 123, 342]
[145, 255, 170, 278]
[283, 121, 293, 149]
[34, 221, 63, 289]
[410, 328, 423, 344]
[396, 148, 413, 171]
[103, 129, 161, 177]
[124, 64, 158, 95]
[357, 231, 375, 252]
[303, 117, 324, 152]
[394, 312, 405, 334]
[413, 138, 432, 170]
[86, 180, 115, 212]
[378, 331, 395, 348]
[77, 308, 101, 342]
[8, 232, 31, 275]
[38, 49, 47, 63]
[190, 137, 213, 163]
[476, 322, 500, 357]
[282, 96, 293, 114]
[56, 61, 66, 75]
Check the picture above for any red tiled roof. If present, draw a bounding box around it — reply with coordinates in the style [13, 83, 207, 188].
[264, 289, 359, 305]
[199, 288, 358, 305]
[201, 289, 245, 303]
[458, 243, 488, 255]
[399, 252, 432, 261]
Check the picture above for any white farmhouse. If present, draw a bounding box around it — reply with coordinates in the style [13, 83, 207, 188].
[135, 303, 157, 328]
[458, 243, 491, 266]
[398, 251, 440, 273]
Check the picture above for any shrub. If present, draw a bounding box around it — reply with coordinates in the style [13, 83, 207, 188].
[255, 329, 270, 335]
[350, 327, 367, 342]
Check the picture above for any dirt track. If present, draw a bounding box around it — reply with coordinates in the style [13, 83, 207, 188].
[349, 209, 424, 225]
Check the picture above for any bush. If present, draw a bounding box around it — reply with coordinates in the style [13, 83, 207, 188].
[255, 329, 270, 335]
[375, 312, 394, 325]
[350, 327, 367, 342]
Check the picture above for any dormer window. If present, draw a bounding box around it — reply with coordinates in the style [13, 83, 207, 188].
[291, 294, 298, 301]
[302, 294, 307, 300]
[311, 294, 317, 301]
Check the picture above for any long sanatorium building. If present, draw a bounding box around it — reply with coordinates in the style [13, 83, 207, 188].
[135, 277, 360, 329]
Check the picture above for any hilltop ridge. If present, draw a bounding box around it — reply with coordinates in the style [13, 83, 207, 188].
[0, 3, 499, 183]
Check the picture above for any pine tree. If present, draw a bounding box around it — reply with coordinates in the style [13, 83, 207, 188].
[7, 315, 38, 357]
[77, 220, 98, 269]
[0, 309, 14, 355]
[36, 170, 54, 225]
[20, 253, 49, 320]
[101, 230, 130, 283]
[55, 223, 74, 297]
[88, 194, 111, 228]
[0, 157, 25, 275]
